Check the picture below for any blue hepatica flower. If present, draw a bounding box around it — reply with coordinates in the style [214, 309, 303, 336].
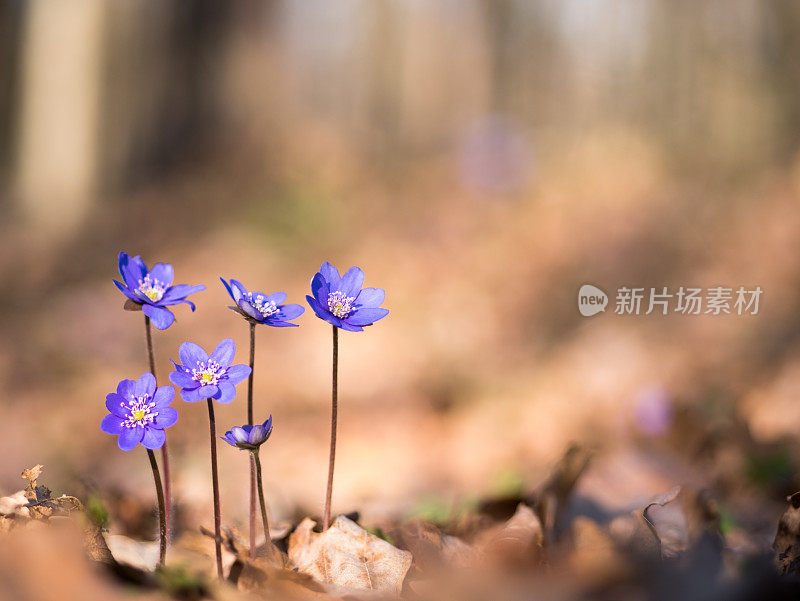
[221, 416, 273, 451]
[220, 278, 304, 327]
[101, 373, 178, 451]
[169, 338, 251, 404]
[306, 262, 388, 332]
[114, 251, 206, 330]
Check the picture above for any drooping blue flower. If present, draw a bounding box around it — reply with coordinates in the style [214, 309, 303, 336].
[220, 278, 304, 327]
[306, 262, 388, 332]
[169, 338, 251, 404]
[114, 252, 206, 330]
[221, 416, 273, 451]
[101, 373, 178, 451]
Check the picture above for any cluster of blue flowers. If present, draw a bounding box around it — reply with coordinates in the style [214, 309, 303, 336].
[103, 253, 388, 451]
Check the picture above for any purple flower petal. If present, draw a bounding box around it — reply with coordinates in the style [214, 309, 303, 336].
[180, 387, 205, 403]
[249, 424, 265, 443]
[215, 382, 236, 403]
[209, 338, 235, 368]
[338, 266, 365, 298]
[230, 279, 248, 302]
[225, 364, 251, 385]
[148, 263, 174, 288]
[113, 279, 139, 301]
[237, 299, 261, 320]
[106, 393, 129, 417]
[143, 304, 175, 330]
[220, 278, 236, 302]
[101, 414, 125, 435]
[356, 287, 385, 308]
[154, 407, 178, 429]
[196, 385, 219, 399]
[141, 427, 167, 449]
[338, 321, 364, 332]
[135, 372, 157, 398]
[346, 307, 389, 326]
[118, 427, 144, 451]
[267, 292, 288, 305]
[318, 262, 341, 287]
[153, 385, 175, 407]
[264, 319, 298, 328]
[307, 295, 341, 326]
[311, 273, 329, 303]
[169, 370, 196, 388]
[277, 304, 304, 320]
[116, 379, 134, 398]
[231, 427, 249, 443]
[119, 252, 147, 288]
[161, 284, 205, 303]
[179, 341, 208, 368]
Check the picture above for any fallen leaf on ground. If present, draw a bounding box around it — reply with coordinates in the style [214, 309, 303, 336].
[390, 519, 480, 573]
[289, 515, 412, 594]
[475, 504, 543, 566]
[774, 490, 800, 575]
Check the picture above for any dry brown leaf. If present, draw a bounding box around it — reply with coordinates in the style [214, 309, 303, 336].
[289, 515, 412, 594]
[569, 517, 631, 587]
[609, 485, 684, 559]
[475, 504, 543, 566]
[534, 445, 592, 541]
[391, 520, 480, 573]
[774, 490, 800, 575]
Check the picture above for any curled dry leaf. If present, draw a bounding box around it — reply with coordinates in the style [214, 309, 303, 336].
[534, 445, 592, 542]
[475, 504, 543, 566]
[774, 491, 800, 575]
[609, 485, 683, 559]
[289, 516, 413, 594]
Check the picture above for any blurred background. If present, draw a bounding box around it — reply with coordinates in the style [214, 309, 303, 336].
[1, 0, 800, 548]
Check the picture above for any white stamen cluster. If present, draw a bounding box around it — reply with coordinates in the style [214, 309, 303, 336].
[137, 273, 167, 302]
[248, 293, 278, 319]
[192, 360, 223, 386]
[122, 394, 158, 429]
[327, 291, 355, 318]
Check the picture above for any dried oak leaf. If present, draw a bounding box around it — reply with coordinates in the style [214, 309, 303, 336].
[774, 491, 800, 575]
[533, 444, 592, 542]
[289, 516, 412, 594]
[569, 517, 631, 587]
[474, 504, 543, 566]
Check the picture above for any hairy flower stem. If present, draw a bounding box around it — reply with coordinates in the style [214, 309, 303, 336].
[253, 450, 278, 561]
[247, 322, 256, 559]
[145, 316, 173, 541]
[323, 325, 338, 530]
[206, 399, 223, 579]
[146, 448, 167, 568]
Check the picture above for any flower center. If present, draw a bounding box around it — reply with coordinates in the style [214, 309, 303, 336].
[248, 293, 278, 319]
[192, 360, 223, 386]
[327, 291, 355, 318]
[123, 395, 158, 428]
[137, 273, 167, 302]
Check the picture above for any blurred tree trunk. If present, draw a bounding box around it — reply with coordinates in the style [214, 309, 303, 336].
[14, 0, 105, 236]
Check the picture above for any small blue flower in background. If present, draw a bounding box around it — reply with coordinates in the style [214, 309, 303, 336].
[306, 262, 388, 332]
[101, 373, 178, 451]
[114, 251, 206, 330]
[220, 278, 304, 327]
[170, 338, 251, 403]
[221, 416, 273, 451]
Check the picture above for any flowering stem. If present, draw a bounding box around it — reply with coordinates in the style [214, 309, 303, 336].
[323, 325, 338, 531]
[247, 322, 256, 559]
[144, 315, 172, 541]
[206, 399, 223, 579]
[146, 448, 167, 568]
[253, 449, 278, 561]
